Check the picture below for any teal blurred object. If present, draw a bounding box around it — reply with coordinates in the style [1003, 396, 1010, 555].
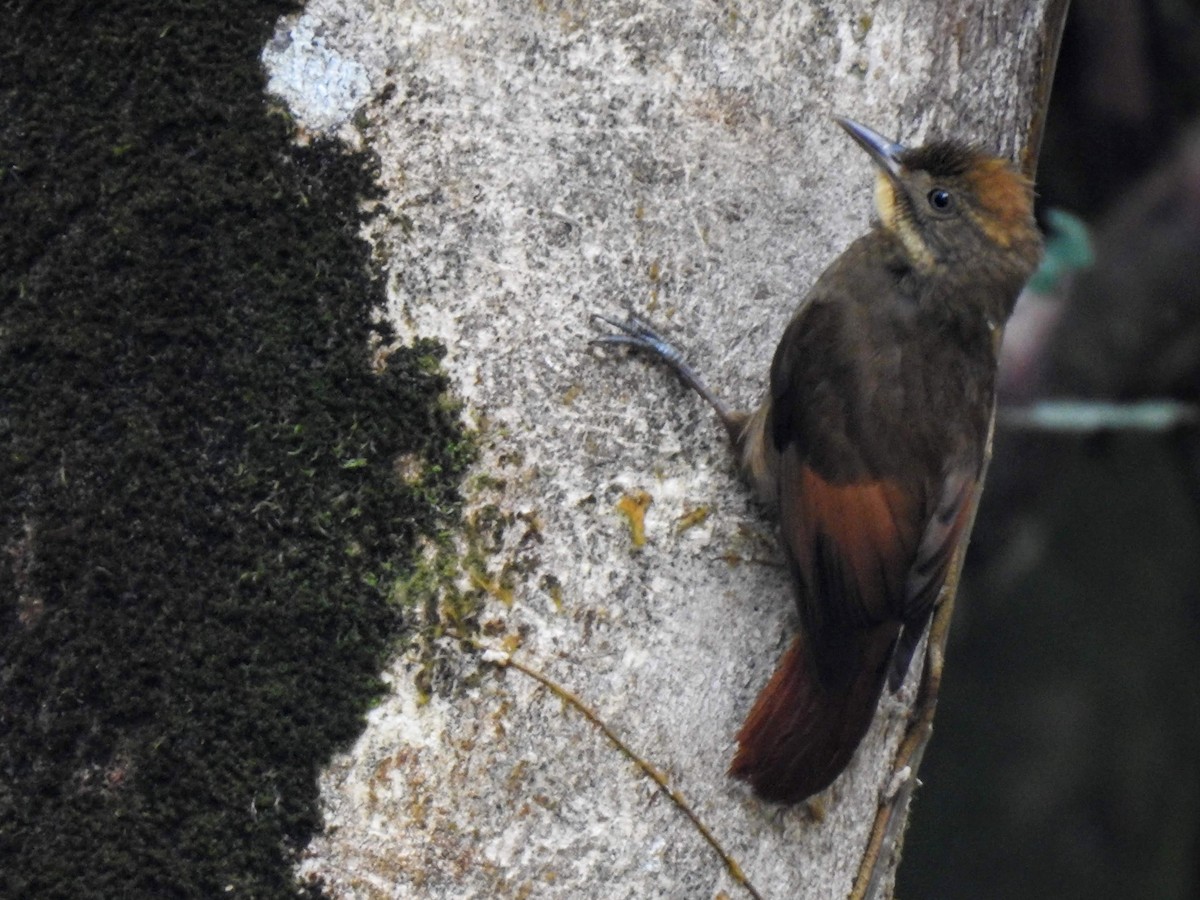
[1026, 208, 1094, 294]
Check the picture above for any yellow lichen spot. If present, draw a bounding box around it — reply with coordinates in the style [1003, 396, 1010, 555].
[506, 759, 530, 791]
[501, 631, 523, 654]
[540, 573, 564, 611]
[647, 261, 662, 305]
[615, 490, 652, 547]
[805, 794, 828, 821]
[561, 384, 583, 406]
[675, 505, 710, 533]
[468, 565, 515, 606]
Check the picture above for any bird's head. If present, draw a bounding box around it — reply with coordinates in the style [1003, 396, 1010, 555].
[836, 117, 1042, 294]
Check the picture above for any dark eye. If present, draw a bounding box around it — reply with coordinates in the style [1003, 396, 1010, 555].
[928, 188, 953, 212]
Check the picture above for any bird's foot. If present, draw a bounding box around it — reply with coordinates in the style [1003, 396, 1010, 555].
[588, 312, 689, 371]
[589, 311, 740, 438]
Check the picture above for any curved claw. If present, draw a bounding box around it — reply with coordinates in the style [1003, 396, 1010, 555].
[590, 312, 664, 341]
[588, 310, 739, 437]
[588, 313, 685, 363]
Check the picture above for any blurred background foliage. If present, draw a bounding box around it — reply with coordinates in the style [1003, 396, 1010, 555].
[900, 1, 1200, 897]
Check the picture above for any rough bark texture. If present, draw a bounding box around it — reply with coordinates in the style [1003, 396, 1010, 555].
[263, 3, 1060, 897]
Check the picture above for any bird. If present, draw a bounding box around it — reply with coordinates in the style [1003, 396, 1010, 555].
[592, 117, 1043, 804]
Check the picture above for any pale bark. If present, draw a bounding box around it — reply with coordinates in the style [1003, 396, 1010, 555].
[262, 3, 1064, 897]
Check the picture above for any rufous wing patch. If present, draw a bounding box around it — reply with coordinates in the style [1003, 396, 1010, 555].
[780, 457, 923, 628]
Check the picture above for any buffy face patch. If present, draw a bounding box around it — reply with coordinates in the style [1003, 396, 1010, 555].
[874, 172, 934, 269]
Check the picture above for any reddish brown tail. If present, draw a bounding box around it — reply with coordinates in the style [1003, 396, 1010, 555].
[730, 623, 900, 804]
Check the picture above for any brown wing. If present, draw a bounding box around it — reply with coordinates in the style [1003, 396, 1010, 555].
[777, 447, 977, 688]
[732, 435, 982, 801]
[888, 468, 977, 688]
[778, 449, 917, 661]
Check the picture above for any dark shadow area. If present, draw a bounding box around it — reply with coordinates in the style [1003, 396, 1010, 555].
[0, 3, 467, 897]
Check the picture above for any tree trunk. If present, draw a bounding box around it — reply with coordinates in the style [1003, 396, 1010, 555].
[263, 2, 1065, 897]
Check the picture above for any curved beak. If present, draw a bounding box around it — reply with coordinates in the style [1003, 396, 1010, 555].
[836, 117, 906, 181]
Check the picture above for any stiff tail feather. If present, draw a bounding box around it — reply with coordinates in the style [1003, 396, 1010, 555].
[729, 623, 900, 804]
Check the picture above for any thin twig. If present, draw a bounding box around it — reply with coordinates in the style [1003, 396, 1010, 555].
[849, 411, 996, 900]
[450, 631, 766, 900]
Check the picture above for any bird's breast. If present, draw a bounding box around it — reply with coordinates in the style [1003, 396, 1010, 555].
[777, 294, 994, 484]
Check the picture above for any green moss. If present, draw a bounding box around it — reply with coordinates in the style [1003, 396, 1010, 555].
[386, 486, 556, 705]
[0, 2, 467, 897]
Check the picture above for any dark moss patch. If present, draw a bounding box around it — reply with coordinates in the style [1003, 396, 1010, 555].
[0, 2, 467, 897]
